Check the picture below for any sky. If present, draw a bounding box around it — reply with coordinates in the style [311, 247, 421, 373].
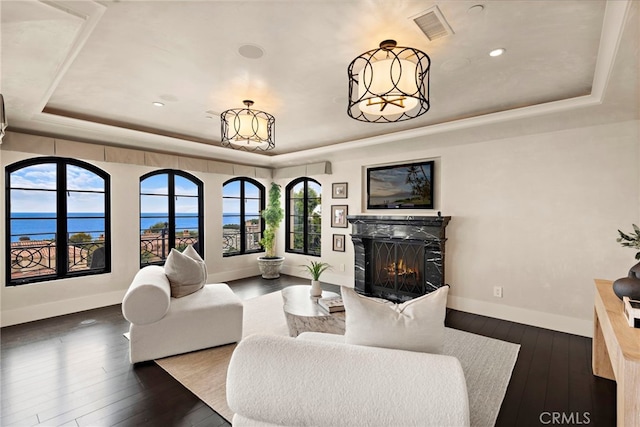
[369, 168, 414, 201]
[222, 179, 261, 216]
[10, 163, 106, 213]
[140, 173, 199, 213]
[11, 166, 322, 216]
[10, 164, 201, 214]
[368, 164, 431, 205]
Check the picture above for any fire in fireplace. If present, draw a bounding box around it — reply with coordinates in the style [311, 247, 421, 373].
[348, 215, 450, 302]
[382, 258, 419, 280]
[373, 240, 424, 298]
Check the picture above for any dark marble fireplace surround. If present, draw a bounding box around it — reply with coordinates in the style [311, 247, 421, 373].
[347, 215, 451, 303]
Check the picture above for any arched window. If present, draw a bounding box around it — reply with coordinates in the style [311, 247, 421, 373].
[222, 177, 265, 256]
[6, 157, 111, 285]
[140, 170, 203, 266]
[286, 178, 321, 256]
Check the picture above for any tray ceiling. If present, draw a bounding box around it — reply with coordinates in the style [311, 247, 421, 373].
[1, 0, 638, 167]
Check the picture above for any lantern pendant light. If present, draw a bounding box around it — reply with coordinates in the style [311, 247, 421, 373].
[220, 100, 275, 151]
[347, 40, 431, 123]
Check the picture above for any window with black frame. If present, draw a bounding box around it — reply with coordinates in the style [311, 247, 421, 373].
[286, 177, 321, 256]
[139, 170, 203, 266]
[222, 177, 265, 256]
[6, 157, 111, 285]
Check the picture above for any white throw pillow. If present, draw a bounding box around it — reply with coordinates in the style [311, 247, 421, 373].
[342, 286, 449, 354]
[164, 245, 207, 298]
[183, 244, 205, 265]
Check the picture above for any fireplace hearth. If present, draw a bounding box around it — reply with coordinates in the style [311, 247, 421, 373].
[347, 215, 451, 302]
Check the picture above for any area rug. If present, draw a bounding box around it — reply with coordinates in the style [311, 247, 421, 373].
[155, 291, 520, 426]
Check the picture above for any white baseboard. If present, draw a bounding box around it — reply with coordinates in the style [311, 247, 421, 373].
[207, 266, 262, 283]
[275, 269, 593, 337]
[280, 267, 353, 288]
[1, 290, 126, 327]
[447, 295, 593, 338]
[1, 272, 593, 338]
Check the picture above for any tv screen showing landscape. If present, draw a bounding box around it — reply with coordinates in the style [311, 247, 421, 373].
[367, 161, 434, 209]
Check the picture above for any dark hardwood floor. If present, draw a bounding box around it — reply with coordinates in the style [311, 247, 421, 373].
[1, 275, 616, 426]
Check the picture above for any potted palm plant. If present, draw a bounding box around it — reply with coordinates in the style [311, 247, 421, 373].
[300, 260, 331, 297]
[258, 183, 285, 279]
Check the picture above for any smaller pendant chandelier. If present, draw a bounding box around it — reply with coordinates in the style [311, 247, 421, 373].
[220, 100, 275, 151]
[347, 40, 431, 123]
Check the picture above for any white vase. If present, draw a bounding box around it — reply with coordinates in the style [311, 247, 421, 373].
[310, 280, 322, 297]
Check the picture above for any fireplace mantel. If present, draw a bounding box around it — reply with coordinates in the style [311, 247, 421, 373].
[347, 215, 451, 302]
[348, 215, 450, 240]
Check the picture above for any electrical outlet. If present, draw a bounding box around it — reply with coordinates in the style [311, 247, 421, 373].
[339, 263, 345, 272]
[493, 286, 503, 298]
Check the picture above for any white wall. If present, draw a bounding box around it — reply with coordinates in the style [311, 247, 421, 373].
[300, 120, 639, 337]
[2, 120, 638, 336]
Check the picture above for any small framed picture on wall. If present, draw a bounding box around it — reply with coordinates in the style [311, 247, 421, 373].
[333, 234, 346, 252]
[332, 182, 348, 199]
[331, 205, 348, 228]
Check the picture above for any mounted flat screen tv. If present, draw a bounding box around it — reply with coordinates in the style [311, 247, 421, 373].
[367, 160, 434, 209]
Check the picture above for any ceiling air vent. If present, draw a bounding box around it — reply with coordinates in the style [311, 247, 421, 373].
[412, 5, 454, 41]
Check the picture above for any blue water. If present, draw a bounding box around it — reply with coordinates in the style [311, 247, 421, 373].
[9, 213, 226, 242]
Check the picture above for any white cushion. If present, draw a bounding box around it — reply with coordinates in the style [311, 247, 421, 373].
[342, 286, 449, 353]
[183, 244, 205, 265]
[122, 265, 171, 325]
[164, 245, 207, 298]
[128, 283, 243, 363]
[227, 333, 469, 427]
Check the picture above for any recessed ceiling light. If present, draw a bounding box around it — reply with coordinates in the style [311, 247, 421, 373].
[152, 101, 165, 107]
[489, 48, 506, 57]
[238, 44, 264, 59]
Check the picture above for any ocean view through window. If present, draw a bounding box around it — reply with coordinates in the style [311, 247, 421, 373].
[140, 170, 203, 266]
[6, 157, 111, 285]
[10, 213, 201, 242]
[222, 178, 265, 256]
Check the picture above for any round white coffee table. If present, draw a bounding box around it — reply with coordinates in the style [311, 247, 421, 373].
[281, 285, 345, 337]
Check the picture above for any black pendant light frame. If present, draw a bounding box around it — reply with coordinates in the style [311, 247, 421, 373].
[347, 40, 431, 123]
[220, 100, 275, 152]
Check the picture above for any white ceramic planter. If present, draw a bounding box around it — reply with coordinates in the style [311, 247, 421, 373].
[257, 256, 285, 279]
[310, 280, 322, 297]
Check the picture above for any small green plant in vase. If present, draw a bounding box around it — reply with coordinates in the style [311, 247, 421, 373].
[301, 260, 331, 297]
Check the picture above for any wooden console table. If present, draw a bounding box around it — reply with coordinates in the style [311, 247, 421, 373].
[592, 279, 640, 426]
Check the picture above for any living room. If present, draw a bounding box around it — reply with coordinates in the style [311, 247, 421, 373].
[1, 0, 638, 426]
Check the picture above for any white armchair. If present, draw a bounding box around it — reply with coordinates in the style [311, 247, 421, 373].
[122, 266, 243, 363]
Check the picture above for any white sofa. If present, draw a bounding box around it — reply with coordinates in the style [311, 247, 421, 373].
[226, 332, 470, 426]
[122, 265, 243, 363]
